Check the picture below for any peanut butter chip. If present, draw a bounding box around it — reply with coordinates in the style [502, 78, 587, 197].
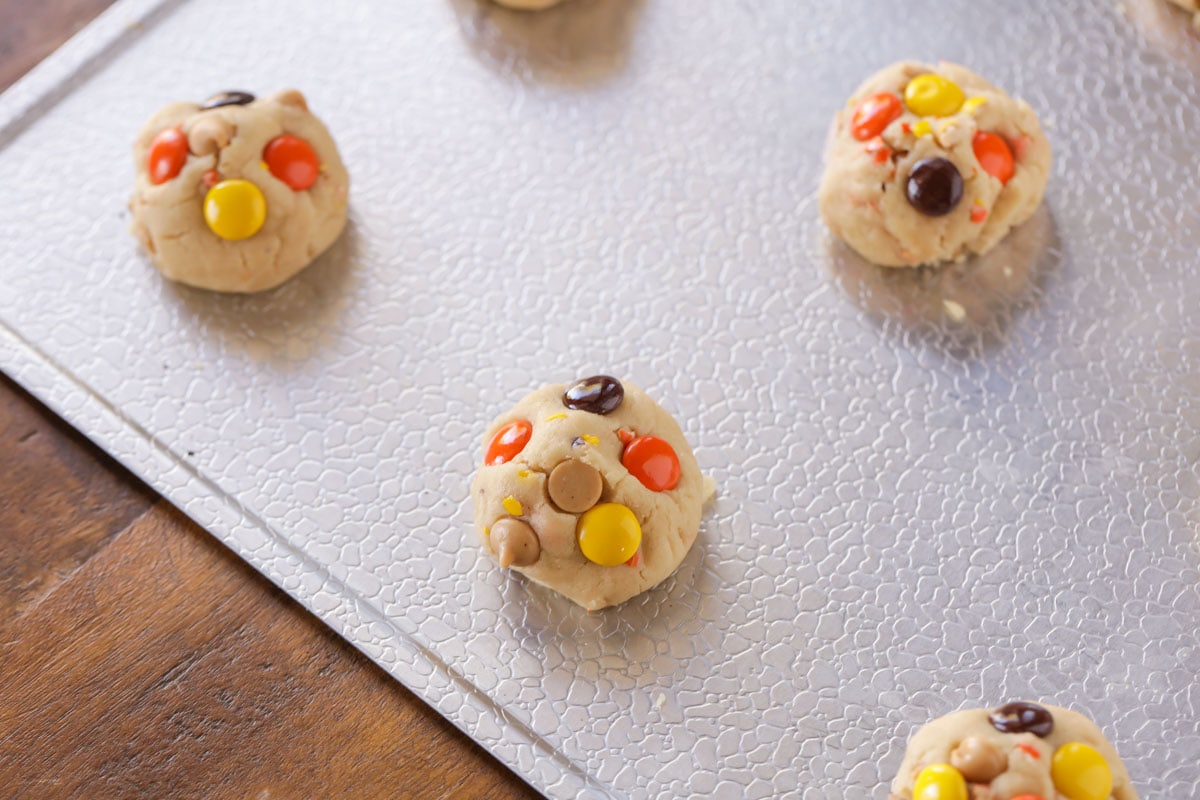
[188, 116, 234, 156]
[950, 736, 1008, 784]
[490, 518, 540, 568]
[548, 459, 603, 513]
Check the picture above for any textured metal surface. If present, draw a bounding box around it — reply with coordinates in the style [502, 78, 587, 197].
[1, 0, 1199, 797]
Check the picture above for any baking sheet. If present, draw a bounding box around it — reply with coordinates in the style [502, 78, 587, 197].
[2, 0, 1199, 797]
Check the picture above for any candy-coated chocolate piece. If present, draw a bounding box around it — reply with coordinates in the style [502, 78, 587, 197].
[850, 92, 903, 141]
[200, 90, 256, 110]
[621, 435, 681, 492]
[490, 518, 540, 568]
[1050, 742, 1112, 800]
[973, 131, 1015, 185]
[912, 763, 967, 800]
[911, 119, 933, 138]
[904, 73, 965, 117]
[203, 179, 266, 241]
[485, 420, 532, 465]
[263, 134, 320, 191]
[949, 737, 1007, 783]
[562, 375, 624, 415]
[147, 127, 187, 185]
[906, 158, 963, 217]
[989, 702, 1055, 738]
[548, 459, 604, 513]
[970, 206, 987, 223]
[577, 502, 641, 566]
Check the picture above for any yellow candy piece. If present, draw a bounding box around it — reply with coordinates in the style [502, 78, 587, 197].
[963, 95, 988, 113]
[502, 495, 523, 516]
[912, 763, 967, 800]
[1051, 742, 1113, 800]
[577, 503, 641, 566]
[912, 119, 933, 138]
[544, 413, 568, 422]
[579, 434, 600, 445]
[203, 179, 266, 241]
[904, 73, 966, 117]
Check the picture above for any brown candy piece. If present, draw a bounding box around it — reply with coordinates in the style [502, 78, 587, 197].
[200, 90, 256, 110]
[988, 701, 1054, 738]
[950, 736, 1008, 784]
[562, 375, 624, 415]
[548, 459, 603, 513]
[905, 157, 963, 217]
[490, 518, 541, 568]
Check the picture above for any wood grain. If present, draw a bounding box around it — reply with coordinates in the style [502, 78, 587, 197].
[0, 0, 118, 91]
[0, 5, 541, 799]
[0, 376, 155, 623]
[0, 503, 534, 799]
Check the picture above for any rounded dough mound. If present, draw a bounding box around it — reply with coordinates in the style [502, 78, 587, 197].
[1166, 0, 1200, 27]
[819, 61, 1051, 268]
[471, 379, 710, 611]
[492, 0, 568, 9]
[130, 89, 349, 293]
[890, 703, 1139, 800]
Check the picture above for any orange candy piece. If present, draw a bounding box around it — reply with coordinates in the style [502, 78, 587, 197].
[1010, 796, 1046, 800]
[621, 435, 680, 492]
[263, 135, 319, 190]
[973, 131, 1015, 185]
[851, 93, 903, 142]
[147, 127, 188, 185]
[484, 420, 532, 466]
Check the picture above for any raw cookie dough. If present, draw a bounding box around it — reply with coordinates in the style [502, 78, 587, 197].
[492, 0, 568, 9]
[819, 61, 1051, 268]
[130, 89, 349, 293]
[471, 376, 712, 610]
[1165, 0, 1200, 27]
[890, 702, 1139, 800]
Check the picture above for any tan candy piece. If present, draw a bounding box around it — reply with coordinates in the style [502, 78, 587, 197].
[950, 736, 1007, 783]
[490, 518, 541, 568]
[547, 459, 603, 513]
[187, 116, 233, 156]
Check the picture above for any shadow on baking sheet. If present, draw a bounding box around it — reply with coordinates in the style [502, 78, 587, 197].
[1123, 0, 1200, 67]
[825, 205, 1061, 359]
[164, 219, 362, 366]
[483, 520, 720, 650]
[449, 0, 646, 86]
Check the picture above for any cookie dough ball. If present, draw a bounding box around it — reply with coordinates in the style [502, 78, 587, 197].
[130, 89, 349, 293]
[890, 702, 1139, 800]
[1166, 0, 1200, 27]
[471, 376, 711, 610]
[819, 61, 1051, 268]
[492, 0, 568, 9]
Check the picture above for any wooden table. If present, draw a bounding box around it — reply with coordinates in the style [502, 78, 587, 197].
[0, 3, 540, 797]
